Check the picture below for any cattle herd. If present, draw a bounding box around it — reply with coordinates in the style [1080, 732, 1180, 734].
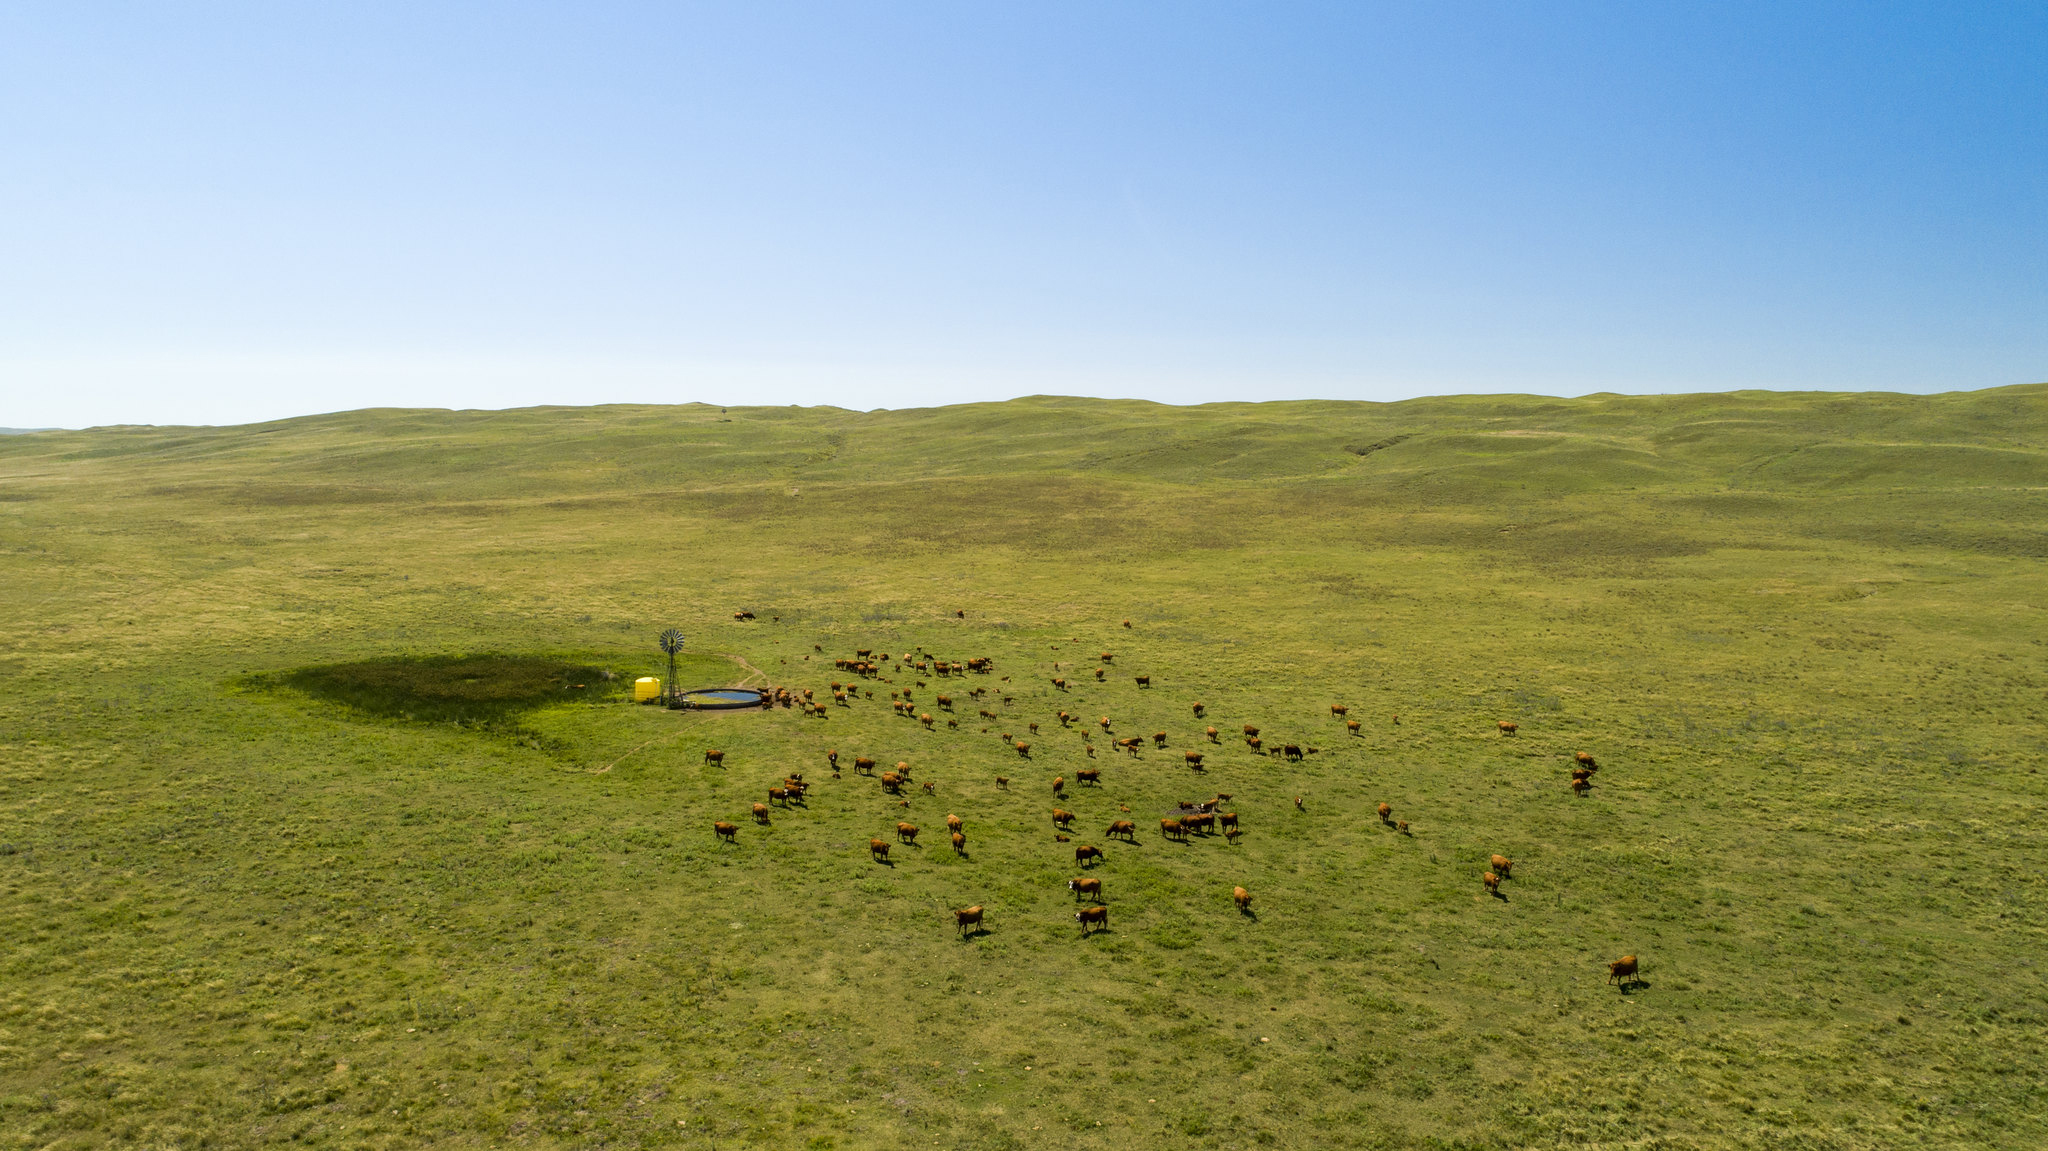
[696, 629, 1638, 986]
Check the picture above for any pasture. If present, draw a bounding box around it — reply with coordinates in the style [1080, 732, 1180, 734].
[0, 388, 2044, 1149]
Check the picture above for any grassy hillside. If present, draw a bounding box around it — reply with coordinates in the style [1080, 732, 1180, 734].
[0, 387, 2044, 1150]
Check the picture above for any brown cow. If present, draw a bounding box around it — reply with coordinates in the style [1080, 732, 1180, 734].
[1490, 855, 1514, 879]
[752, 803, 770, 823]
[1498, 721, 1518, 735]
[854, 757, 876, 775]
[1218, 811, 1238, 831]
[995, 776, 1009, 789]
[1052, 776, 1065, 796]
[827, 750, 839, 767]
[1076, 768, 1101, 786]
[1185, 812, 1215, 836]
[1014, 741, 1031, 757]
[1075, 844, 1103, 867]
[1052, 678, 1067, 690]
[1283, 744, 1303, 761]
[1105, 819, 1136, 841]
[1331, 704, 1348, 717]
[1246, 736, 1261, 751]
[1206, 726, 1220, 743]
[769, 787, 789, 806]
[1483, 871, 1501, 897]
[880, 773, 903, 794]
[1377, 802, 1393, 823]
[1293, 795, 1305, 811]
[955, 905, 984, 934]
[896, 823, 919, 844]
[1161, 818, 1187, 841]
[1122, 620, 1131, 628]
[1346, 719, 1362, 735]
[1192, 702, 1205, 717]
[1052, 808, 1075, 828]
[1094, 668, 1105, 681]
[1135, 675, 1151, 687]
[921, 780, 936, 796]
[1099, 652, 1114, 663]
[1117, 737, 1143, 756]
[1608, 955, 1639, 985]
[1152, 731, 1168, 748]
[921, 713, 934, 729]
[1576, 751, 1598, 769]
[1069, 877, 1103, 902]
[1029, 721, 1039, 734]
[1184, 751, 1205, 771]
[1243, 724, 1260, 737]
[1572, 777, 1592, 797]
[936, 694, 952, 710]
[1571, 767, 1594, 782]
[946, 813, 963, 834]
[704, 749, 725, 765]
[1396, 820, 1409, 834]
[1057, 711, 1073, 726]
[1076, 905, 1108, 933]
[714, 821, 737, 843]
[952, 831, 967, 855]
[1099, 716, 1113, 732]
[896, 761, 912, 777]
[1233, 886, 1253, 913]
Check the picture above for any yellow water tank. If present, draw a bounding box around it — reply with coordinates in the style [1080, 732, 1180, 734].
[633, 677, 662, 702]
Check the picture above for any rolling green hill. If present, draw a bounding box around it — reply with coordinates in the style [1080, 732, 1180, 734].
[0, 386, 2044, 1149]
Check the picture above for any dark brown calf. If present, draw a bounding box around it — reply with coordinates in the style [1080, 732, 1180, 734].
[1075, 844, 1103, 867]
[715, 821, 737, 842]
[704, 749, 725, 765]
[1076, 905, 1108, 933]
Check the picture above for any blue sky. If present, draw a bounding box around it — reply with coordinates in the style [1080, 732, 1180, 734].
[2, 2, 2043, 427]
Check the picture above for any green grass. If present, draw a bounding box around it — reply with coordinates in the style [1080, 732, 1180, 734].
[0, 387, 2044, 1148]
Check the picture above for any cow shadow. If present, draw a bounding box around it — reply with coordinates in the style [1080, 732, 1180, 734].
[1617, 978, 1650, 995]
[958, 927, 990, 942]
[1238, 908, 1259, 921]
[1490, 890, 1508, 903]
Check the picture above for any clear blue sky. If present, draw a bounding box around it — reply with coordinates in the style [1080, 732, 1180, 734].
[2, 2, 2043, 427]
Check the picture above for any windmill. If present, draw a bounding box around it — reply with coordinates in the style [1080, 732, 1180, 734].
[658, 629, 686, 705]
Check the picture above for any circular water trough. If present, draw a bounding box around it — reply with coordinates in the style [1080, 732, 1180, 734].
[672, 687, 767, 710]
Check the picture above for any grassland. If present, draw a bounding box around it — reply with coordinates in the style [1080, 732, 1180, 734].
[0, 387, 2044, 1150]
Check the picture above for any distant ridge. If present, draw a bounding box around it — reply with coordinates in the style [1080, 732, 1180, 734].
[0, 427, 54, 435]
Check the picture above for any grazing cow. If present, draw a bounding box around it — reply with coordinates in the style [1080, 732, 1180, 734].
[715, 822, 737, 843]
[1346, 719, 1362, 735]
[1014, 741, 1031, 757]
[1099, 716, 1113, 732]
[1246, 736, 1262, 752]
[1075, 845, 1103, 867]
[1161, 818, 1187, 841]
[1378, 803, 1393, 823]
[1498, 721, 1518, 735]
[1053, 678, 1068, 691]
[1117, 737, 1143, 756]
[854, 757, 876, 775]
[1184, 751, 1205, 771]
[1224, 826, 1242, 845]
[1153, 731, 1168, 748]
[1057, 711, 1073, 726]
[769, 787, 789, 807]
[1076, 768, 1101, 786]
[1331, 704, 1348, 718]
[995, 776, 1009, 789]
[1052, 809, 1075, 829]
[1185, 812, 1215, 836]
[1206, 726, 1220, 743]
[1105, 819, 1136, 841]
[1123, 620, 1132, 628]
[897, 822, 919, 844]
[880, 773, 903, 794]
[1069, 877, 1103, 902]
[1293, 795, 1305, 812]
[921, 713, 934, 729]
[1100, 652, 1114, 663]
[1490, 855, 1514, 879]
[752, 803, 770, 823]
[827, 750, 839, 768]
[1029, 721, 1039, 734]
[1219, 811, 1238, 831]
[1243, 724, 1260, 738]
[1483, 871, 1501, 897]
[1396, 821, 1410, 834]
[1084, 745, 1096, 758]
[1076, 905, 1108, 933]
[952, 832, 967, 855]
[1571, 766, 1594, 782]
[946, 813, 963, 834]
[897, 761, 912, 777]
[1052, 776, 1065, 796]
[1576, 751, 1598, 769]
[955, 905, 983, 934]
[1572, 777, 1592, 798]
[1234, 886, 1253, 913]
[956, 609, 966, 618]
[1055, 834, 1069, 842]
[1135, 676, 1151, 688]
[1608, 955, 1639, 986]
[1283, 744, 1304, 761]
[704, 749, 725, 766]
[1192, 702, 1205, 717]
[936, 694, 952, 709]
[1094, 668, 1105, 681]
[922, 781, 936, 795]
